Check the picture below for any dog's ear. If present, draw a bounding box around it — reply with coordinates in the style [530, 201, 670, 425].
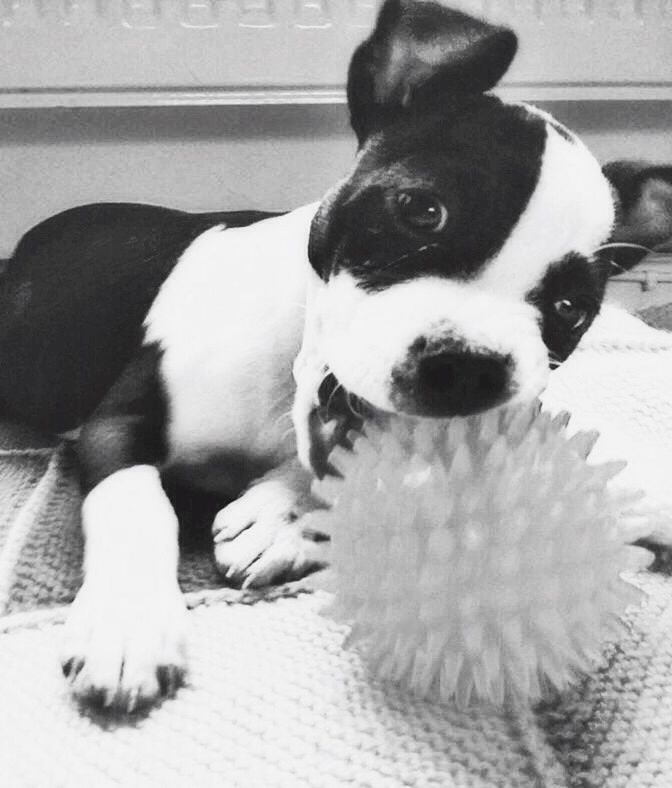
[347, 0, 517, 143]
[602, 160, 672, 273]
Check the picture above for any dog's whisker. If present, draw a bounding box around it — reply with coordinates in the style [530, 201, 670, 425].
[376, 243, 444, 272]
[346, 392, 364, 419]
[605, 257, 627, 274]
[596, 241, 653, 255]
[272, 409, 294, 432]
[280, 425, 297, 442]
[315, 368, 336, 421]
[323, 382, 344, 424]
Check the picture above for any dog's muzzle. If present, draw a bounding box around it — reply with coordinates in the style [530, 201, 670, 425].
[302, 341, 516, 475]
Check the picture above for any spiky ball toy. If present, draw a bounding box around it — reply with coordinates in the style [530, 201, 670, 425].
[307, 404, 652, 708]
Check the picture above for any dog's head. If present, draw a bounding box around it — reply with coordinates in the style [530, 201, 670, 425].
[293, 0, 672, 473]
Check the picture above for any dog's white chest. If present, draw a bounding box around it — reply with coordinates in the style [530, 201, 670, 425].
[144, 204, 318, 471]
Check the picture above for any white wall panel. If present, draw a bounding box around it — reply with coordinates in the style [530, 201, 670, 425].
[0, 0, 670, 258]
[1, 101, 671, 257]
[0, 0, 669, 105]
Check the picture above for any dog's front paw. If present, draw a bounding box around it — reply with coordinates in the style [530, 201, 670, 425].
[61, 580, 188, 713]
[212, 481, 329, 588]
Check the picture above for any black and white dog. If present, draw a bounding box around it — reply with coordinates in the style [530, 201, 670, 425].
[2, 0, 671, 712]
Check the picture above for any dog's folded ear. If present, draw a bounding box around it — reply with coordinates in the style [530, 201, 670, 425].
[602, 161, 672, 273]
[347, 0, 517, 143]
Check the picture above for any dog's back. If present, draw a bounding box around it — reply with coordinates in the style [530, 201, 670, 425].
[0, 203, 276, 432]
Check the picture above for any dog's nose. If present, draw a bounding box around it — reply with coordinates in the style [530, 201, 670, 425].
[419, 351, 509, 411]
[393, 345, 512, 417]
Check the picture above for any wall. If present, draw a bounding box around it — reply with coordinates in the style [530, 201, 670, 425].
[0, 100, 671, 257]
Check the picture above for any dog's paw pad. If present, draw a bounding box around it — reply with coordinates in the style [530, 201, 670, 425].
[63, 642, 188, 714]
[61, 583, 188, 713]
[157, 664, 186, 698]
[214, 518, 329, 587]
[215, 520, 280, 582]
[241, 527, 329, 589]
[213, 478, 330, 587]
[212, 481, 298, 543]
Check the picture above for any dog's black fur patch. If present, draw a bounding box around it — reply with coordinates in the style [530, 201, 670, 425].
[309, 96, 547, 289]
[76, 342, 169, 492]
[346, 0, 517, 143]
[0, 203, 277, 434]
[526, 253, 607, 363]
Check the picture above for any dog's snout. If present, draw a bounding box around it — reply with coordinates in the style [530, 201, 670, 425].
[392, 341, 513, 417]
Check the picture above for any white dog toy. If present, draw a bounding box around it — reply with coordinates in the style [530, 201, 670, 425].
[308, 403, 651, 707]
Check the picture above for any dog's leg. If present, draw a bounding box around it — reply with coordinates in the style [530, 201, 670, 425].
[61, 348, 187, 712]
[212, 458, 329, 588]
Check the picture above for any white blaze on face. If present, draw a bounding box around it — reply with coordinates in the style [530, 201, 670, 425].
[296, 117, 615, 425]
[477, 119, 615, 298]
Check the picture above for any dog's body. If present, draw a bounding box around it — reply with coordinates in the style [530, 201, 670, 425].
[4, 202, 312, 486]
[3, 0, 672, 711]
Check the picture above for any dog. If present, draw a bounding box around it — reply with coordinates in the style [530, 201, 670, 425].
[1, 0, 671, 712]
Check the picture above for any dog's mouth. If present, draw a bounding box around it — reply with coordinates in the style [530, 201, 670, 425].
[306, 373, 380, 477]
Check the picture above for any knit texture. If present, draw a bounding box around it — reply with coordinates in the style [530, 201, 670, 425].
[1, 575, 672, 788]
[638, 302, 672, 331]
[0, 435, 227, 617]
[1, 302, 672, 787]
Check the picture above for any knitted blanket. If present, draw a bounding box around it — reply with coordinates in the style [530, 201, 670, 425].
[2, 304, 672, 787]
[0, 431, 228, 617]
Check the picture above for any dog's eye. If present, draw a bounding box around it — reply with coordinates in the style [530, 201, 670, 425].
[553, 299, 588, 330]
[395, 190, 448, 233]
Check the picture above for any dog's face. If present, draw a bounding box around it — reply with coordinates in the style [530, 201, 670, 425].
[309, 99, 613, 416]
[292, 0, 667, 473]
